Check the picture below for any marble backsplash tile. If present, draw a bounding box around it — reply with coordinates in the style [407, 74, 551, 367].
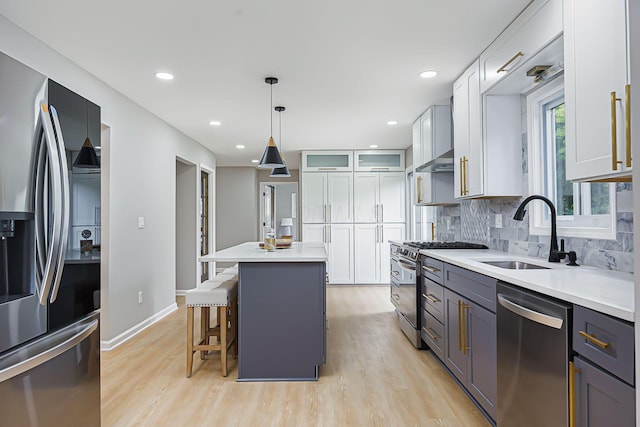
[436, 185, 634, 273]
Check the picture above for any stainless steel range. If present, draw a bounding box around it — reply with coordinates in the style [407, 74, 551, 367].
[390, 241, 488, 348]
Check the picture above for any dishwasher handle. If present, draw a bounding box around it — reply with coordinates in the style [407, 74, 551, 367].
[497, 294, 564, 329]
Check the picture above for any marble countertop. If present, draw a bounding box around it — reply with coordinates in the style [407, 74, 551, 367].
[200, 241, 328, 263]
[418, 248, 634, 322]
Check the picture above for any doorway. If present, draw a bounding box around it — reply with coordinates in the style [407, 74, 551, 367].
[176, 158, 197, 292]
[259, 182, 298, 240]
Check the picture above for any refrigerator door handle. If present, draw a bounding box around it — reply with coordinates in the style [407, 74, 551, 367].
[0, 319, 98, 383]
[35, 102, 64, 305]
[48, 105, 70, 303]
[498, 294, 564, 329]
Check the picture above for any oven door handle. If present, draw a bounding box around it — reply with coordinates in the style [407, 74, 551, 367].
[397, 259, 416, 272]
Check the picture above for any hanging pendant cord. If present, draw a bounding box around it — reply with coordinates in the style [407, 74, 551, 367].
[86, 99, 89, 140]
[279, 110, 282, 150]
[270, 83, 273, 138]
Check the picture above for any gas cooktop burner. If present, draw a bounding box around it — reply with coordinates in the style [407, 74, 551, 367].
[403, 241, 489, 250]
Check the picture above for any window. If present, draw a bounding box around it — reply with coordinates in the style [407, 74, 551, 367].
[527, 77, 616, 239]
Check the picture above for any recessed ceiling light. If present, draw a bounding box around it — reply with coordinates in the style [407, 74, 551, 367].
[419, 70, 438, 79]
[236, 145, 245, 149]
[251, 159, 259, 164]
[155, 72, 174, 80]
[387, 121, 398, 126]
[370, 144, 378, 148]
[209, 121, 221, 126]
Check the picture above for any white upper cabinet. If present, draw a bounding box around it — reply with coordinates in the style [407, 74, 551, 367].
[72, 174, 101, 226]
[302, 151, 353, 172]
[302, 172, 353, 223]
[479, 0, 562, 94]
[413, 105, 453, 171]
[453, 60, 483, 198]
[416, 172, 456, 206]
[379, 173, 405, 223]
[412, 120, 422, 170]
[327, 173, 353, 222]
[354, 172, 405, 223]
[564, 0, 632, 181]
[453, 60, 522, 199]
[354, 150, 405, 172]
[301, 173, 327, 223]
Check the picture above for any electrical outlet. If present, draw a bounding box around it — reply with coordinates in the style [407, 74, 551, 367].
[138, 291, 143, 305]
[494, 214, 503, 228]
[138, 216, 145, 229]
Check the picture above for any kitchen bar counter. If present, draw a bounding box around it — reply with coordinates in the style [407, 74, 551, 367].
[204, 241, 327, 262]
[418, 248, 634, 321]
[200, 241, 327, 381]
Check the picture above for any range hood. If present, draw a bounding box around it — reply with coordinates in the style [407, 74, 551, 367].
[415, 149, 454, 173]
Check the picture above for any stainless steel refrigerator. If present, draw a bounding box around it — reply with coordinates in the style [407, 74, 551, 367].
[0, 51, 100, 426]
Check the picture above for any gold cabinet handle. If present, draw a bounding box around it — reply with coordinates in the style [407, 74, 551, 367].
[578, 330, 610, 349]
[422, 326, 440, 341]
[611, 91, 623, 170]
[625, 84, 632, 168]
[431, 222, 436, 241]
[422, 293, 440, 304]
[417, 175, 423, 204]
[497, 51, 524, 73]
[461, 302, 470, 354]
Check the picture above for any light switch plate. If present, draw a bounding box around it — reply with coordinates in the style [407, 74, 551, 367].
[138, 216, 145, 229]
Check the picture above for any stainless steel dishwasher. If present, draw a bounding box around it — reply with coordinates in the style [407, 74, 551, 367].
[496, 281, 572, 427]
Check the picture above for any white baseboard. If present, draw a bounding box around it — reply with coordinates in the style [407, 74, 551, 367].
[175, 290, 187, 296]
[100, 302, 178, 351]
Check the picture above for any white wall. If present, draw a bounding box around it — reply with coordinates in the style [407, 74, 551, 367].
[216, 167, 259, 252]
[0, 15, 217, 345]
[176, 160, 197, 291]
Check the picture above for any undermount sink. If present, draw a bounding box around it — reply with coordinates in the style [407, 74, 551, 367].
[481, 260, 550, 270]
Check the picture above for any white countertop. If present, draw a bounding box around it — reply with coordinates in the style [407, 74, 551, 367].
[419, 249, 634, 322]
[200, 241, 328, 263]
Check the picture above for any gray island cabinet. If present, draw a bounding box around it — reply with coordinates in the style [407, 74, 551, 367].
[200, 242, 327, 381]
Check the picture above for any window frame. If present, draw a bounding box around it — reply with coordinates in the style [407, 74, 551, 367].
[526, 76, 617, 240]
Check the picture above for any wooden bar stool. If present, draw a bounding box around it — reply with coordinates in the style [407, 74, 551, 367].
[186, 277, 238, 377]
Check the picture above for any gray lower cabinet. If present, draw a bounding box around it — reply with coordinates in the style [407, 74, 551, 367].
[444, 288, 497, 421]
[574, 356, 635, 427]
[572, 305, 635, 426]
[238, 262, 326, 381]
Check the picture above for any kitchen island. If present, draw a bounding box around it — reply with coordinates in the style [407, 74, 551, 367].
[200, 241, 327, 381]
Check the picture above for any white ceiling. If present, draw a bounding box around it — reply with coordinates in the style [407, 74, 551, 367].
[0, 0, 531, 168]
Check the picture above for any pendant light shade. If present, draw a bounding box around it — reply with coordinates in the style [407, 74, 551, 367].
[73, 99, 100, 168]
[271, 105, 291, 178]
[258, 77, 285, 168]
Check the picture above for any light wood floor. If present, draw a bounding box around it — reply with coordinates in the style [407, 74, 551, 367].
[102, 286, 490, 427]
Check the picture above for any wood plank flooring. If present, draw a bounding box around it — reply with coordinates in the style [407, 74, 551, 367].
[102, 286, 490, 427]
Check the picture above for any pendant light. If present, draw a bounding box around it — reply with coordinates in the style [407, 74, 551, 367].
[270, 106, 291, 178]
[258, 77, 285, 168]
[73, 99, 100, 168]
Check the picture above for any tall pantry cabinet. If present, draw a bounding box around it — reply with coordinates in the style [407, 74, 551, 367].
[301, 151, 405, 284]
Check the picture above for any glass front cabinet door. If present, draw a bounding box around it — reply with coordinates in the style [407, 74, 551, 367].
[302, 151, 353, 172]
[354, 150, 405, 172]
